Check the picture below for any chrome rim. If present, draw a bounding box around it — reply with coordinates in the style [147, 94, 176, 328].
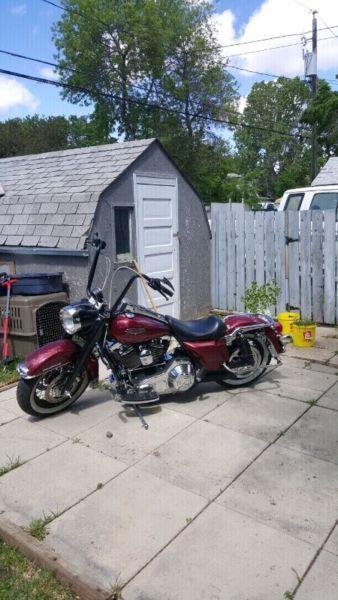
[30, 367, 88, 414]
[223, 337, 269, 386]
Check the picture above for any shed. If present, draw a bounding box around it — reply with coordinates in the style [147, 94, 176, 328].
[0, 139, 211, 319]
[312, 157, 338, 186]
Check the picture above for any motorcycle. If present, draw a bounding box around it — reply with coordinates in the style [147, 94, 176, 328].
[16, 234, 287, 427]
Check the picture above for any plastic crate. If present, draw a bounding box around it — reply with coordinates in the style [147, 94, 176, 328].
[0, 292, 69, 358]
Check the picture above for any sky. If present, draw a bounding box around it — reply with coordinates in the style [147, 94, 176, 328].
[0, 0, 337, 122]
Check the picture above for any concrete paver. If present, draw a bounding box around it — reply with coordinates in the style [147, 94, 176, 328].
[325, 524, 338, 557]
[0, 441, 126, 526]
[218, 444, 338, 547]
[0, 418, 65, 466]
[80, 406, 194, 465]
[138, 419, 266, 499]
[296, 550, 338, 600]
[123, 503, 315, 600]
[0, 406, 18, 426]
[46, 466, 206, 587]
[0, 328, 336, 598]
[164, 382, 231, 418]
[206, 390, 305, 442]
[277, 406, 338, 464]
[318, 382, 338, 410]
[36, 389, 120, 438]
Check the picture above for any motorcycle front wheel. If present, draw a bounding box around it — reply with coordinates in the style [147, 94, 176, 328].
[17, 365, 89, 417]
[217, 335, 270, 388]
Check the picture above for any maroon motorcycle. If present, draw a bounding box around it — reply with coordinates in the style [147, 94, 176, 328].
[17, 235, 286, 426]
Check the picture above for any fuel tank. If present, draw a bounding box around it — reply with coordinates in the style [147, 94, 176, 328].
[110, 313, 170, 344]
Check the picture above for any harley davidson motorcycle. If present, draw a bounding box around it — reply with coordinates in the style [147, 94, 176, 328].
[17, 235, 287, 427]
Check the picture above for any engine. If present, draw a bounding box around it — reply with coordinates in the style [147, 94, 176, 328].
[112, 338, 170, 371]
[131, 354, 195, 396]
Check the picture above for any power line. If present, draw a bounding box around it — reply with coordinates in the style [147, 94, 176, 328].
[41, 0, 338, 50]
[318, 15, 338, 39]
[224, 34, 337, 58]
[1, 48, 309, 132]
[226, 63, 338, 87]
[0, 67, 311, 140]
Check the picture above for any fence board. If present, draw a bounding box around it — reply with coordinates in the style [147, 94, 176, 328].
[211, 203, 219, 308]
[244, 211, 255, 288]
[226, 208, 236, 310]
[211, 204, 337, 323]
[255, 212, 265, 285]
[236, 209, 245, 311]
[218, 208, 228, 309]
[323, 210, 336, 324]
[312, 211, 324, 322]
[275, 212, 286, 313]
[287, 215, 300, 309]
[300, 211, 312, 319]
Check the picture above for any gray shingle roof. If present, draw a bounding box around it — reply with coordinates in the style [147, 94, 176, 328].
[0, 138, 154, 250]
[311, 157, 338, 186]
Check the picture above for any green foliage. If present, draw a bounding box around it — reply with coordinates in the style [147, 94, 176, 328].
[293, 318, 315, 327]
[0, 456, 23, 477]
[0, 114, 113, 158]
[25, 511, 60, 541]
[235, 77, 312, 198]
[301, 80, 338, 156]
[241, 281, 280, 314]
[0, 358, 20, 388]
[0, 540, 75, 599]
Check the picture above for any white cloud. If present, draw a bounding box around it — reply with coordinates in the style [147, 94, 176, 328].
[39, 67, 59, 80]
[9, 3, 27, 15]
[237, 95, 247, 113]
[0, 75, 39, 114]
[214, 0, 338, 77]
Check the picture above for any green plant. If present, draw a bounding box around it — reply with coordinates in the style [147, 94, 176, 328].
[96, 483, 103, 490]
[283, 591, 294, 600]
[108, 575, 124, 599]
[293, 318, 315, 326]
[25, 511, 60, 541]
[241, 281, 280, 314]
[0, 456, 23, 477]
[0, 358, 20, 388]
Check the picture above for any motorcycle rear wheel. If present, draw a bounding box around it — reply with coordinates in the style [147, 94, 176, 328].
[217, 336, 270, 388]
[17, 365, 89, 417]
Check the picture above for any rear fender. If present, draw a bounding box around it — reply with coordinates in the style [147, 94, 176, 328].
[224, 314, 284, 354]
[18, 339, 98, 381]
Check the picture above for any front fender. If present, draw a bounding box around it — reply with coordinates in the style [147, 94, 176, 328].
[18, 339, 98, 382]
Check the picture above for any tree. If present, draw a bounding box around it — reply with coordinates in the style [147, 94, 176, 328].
[234, 77, 311, 197]
[301, 80, 338, 156]
[0, 114, 111, 158]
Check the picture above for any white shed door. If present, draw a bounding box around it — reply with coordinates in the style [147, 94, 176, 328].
[134, 175, 180, 317]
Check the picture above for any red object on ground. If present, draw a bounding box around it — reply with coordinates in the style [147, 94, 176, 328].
[1, 276, 18, 364]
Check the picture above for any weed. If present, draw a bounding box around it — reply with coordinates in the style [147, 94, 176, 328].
[108, 575, 123, 599]
[25, 511, 60, 541]
[186, 517, 192, 524]
[276, 431, 285, 439]
[0, 456, 23, 477]
[72, 437, 81, 444]
[96, 482, 103, 490]
[283, 592, 294, 600]
[307, 399, 318, 406]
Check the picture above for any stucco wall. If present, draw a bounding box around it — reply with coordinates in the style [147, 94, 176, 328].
[0, 252, 88, 300]
[91, 142, 211, 319]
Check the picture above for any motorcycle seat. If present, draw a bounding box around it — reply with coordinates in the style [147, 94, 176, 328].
[166, 315, 227, 341]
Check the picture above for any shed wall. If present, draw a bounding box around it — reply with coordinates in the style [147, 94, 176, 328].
[94, 143, 211, 319]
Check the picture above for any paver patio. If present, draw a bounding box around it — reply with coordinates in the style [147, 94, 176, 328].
[0, 329, 337, 599]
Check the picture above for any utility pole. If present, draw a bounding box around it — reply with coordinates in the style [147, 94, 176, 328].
[310, 10, 318, 181]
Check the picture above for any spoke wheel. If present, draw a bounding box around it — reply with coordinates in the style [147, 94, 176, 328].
[217, 335, 270, 388]
[17, 366, 88, 417]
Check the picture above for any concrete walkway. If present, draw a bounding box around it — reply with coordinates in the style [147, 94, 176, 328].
[0, 327, 337, 599]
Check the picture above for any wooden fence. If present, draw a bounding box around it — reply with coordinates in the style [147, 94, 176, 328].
[211, 203, 338, 324]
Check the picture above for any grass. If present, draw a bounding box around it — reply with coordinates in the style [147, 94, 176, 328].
[0, 456, 23, 477]
[0, 358, 20, 389]
[0, 539, 77, 599]
[25, 511, 60, 541]
[108, 576, 124, 599]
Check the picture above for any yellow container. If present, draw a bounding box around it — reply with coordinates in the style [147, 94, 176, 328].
[292, 324, 316, 347]
[277, 312, 300, 335]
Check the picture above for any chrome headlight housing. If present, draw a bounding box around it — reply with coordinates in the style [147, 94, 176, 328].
[60, 305, 82, 334]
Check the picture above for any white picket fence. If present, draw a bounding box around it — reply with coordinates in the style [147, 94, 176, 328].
[211, 203, 338, 324]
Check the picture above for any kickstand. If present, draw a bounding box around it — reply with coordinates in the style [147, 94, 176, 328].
[132, 404, 149, 430]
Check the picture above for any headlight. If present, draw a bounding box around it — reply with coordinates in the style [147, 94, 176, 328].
[60, 306, 82, 334]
